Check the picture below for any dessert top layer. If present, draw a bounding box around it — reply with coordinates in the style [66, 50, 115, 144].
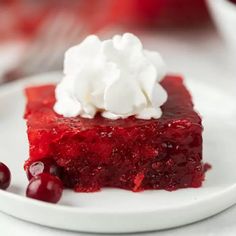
[24, 75, 201, 131]
[53, 33, 167, 120]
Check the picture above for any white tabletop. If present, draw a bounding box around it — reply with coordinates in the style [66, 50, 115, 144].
[0, 26, 235, 235]
[1, 204, 236, 236]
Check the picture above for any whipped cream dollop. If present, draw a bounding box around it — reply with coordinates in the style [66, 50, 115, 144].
[54, 33, 168, 119]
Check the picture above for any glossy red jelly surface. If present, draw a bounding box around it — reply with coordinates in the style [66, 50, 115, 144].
[24, 75, 204, 192]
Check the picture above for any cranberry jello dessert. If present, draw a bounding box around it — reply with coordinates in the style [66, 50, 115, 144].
[24, 33, 204, 192]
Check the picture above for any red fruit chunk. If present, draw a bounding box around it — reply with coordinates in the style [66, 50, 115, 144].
[26, 173, 63, 203]
[26, 158, 63, 180]
[24, 75, 204, 192]
[203, 163, 212, 173]
[0, 162, 11, 190]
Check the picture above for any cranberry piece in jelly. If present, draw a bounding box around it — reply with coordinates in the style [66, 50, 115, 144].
[26, 173, 63, 203]
[0, 162, 11, 190]
[26, 158, 63, 180]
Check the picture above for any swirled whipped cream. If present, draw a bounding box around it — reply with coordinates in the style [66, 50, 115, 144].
[54, 33, 168, 119]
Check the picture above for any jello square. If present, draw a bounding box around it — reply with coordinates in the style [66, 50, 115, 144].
[24, 75, 204, 192]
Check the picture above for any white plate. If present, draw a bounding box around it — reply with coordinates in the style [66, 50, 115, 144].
[0, 72, 235, 233]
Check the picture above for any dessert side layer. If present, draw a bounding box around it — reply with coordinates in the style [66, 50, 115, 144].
[24, 75, 204, 192]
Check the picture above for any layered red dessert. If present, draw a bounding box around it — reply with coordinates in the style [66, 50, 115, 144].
[24, 75, 204, 192]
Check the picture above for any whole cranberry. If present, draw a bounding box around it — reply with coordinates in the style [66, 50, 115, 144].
[229, 0, 236, 4]
[26, 158, 63, 181]
[26, 173, 63, 203]
[0, 162, 11, 190]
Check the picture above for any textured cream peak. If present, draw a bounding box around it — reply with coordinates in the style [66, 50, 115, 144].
[54, 33, 167, 120]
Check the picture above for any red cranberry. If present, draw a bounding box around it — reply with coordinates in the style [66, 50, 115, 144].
[26, 158, 63, 181]
[228, 0, 236, 4]
[26, 173, 63, 203]
[0, 162, 11, 190]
